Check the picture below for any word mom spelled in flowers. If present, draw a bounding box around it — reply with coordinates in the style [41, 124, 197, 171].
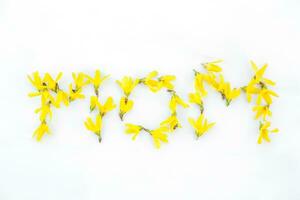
[27, 60, 279, 148]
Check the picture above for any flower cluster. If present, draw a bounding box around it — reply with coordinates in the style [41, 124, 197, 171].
[125, 124, 169, 148]
[28, 61, 279, 147]
[188, 60, 240, 138]
[28, 70, 115, 142]
[242, 61, 279, 143]
[84, 70, 115, 142]
[116, 76, 139, 120]
[117, 71, 188, 148]
[201, 60, 241, 106]
[28, 71, 87, 141]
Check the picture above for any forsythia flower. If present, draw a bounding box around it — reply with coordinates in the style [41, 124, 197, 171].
[189, 92, 203, 105]
[244, 61, 277, 103]
[119, 97, 134, 120]
[33, 122, 50, 141]
[189, 92, 204, 113]
[90, 96, 99, 112]
[243, 80, 260, 103]
[258, 121, 279, 144]
[203, 73, 219, 90]
[160, 114, 181, 131]
[253, 105, 272, 120]
[202, 59, 223, 72]
[124, 124, 169, 148]
[35, 103, 52, 122]
[250, 61, 275, 86]
[218, 75, 240, 106]
[84, 115, 102, 142]
[97, 97, 116, 116]
[256, 88, 278, 105]
[188, 114, 215, 138]
[43, 72, 63, 92]
[86, 70, 109, 96]
[27, 72, 46, 91]
[194, 73, 207, 96]
[55, 90, 69, 107]
[28, 90, 55, 102]
[150, 126, 169, 149]
[158, 75, 176, 90]
[125, 123, 143, 140]
[68, 84, 85, 101]
[223, 84, 241, 106]
[142, 71, 162, 92]
[169, 93, 189, 113]
[72, 72, 90, 90]
[116, 76, 139, 96]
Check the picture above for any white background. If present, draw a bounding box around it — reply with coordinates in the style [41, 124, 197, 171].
[0, 0, 299, 199]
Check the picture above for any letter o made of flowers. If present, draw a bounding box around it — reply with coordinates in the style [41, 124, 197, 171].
[116, 71, 189, 148]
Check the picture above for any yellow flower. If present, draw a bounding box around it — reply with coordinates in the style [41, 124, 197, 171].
[250, 61, 276, 86]
[116, 76, 139, 96]
[189, 92, 204, 113]
[33, 92, 55, 121]
[143, 71, 162, 92]
[189, 92, 203, 105]
[253, 105, 272, 120]
[169, 93, 189, 113]
[125, 123, 143, 140]
[84, 114, 102, 142]
[243, 61, 277, 104]
[90, 96, 99, 112]
[158, 75, 176, 90]
[72, 72, 89, 90]
[35, 103, 52, 122]
[243, 80, 260, 102]
[194, 73, 207, 96]
[119, 97, 134, 120]
[223, 84, 241, 106]
[150, 126, 169, 149]
[43, 72, 63, 92]
[203, 73, 219, 90]
[86, 70, 109, 95]
[55, 90, 69, 107]
[89, 96, 116, 116]
[41, 90, 56, 103]
[160, 114, 181, 131]
[33, 122, 50, 141]
[258, 121, 279, 144]
[256, 89, 278, 105]
[97, 97, 116, 116]
[68, 84, 85, 101]
[29, 87, 68, 108]
[218, 75, 240, 106]
[203, 59, 223, 72]
[27, 72, 46, 91]
[188, 114, 215, 138]
[28, 90, 55, 102]
[251, 61, 266, 82]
